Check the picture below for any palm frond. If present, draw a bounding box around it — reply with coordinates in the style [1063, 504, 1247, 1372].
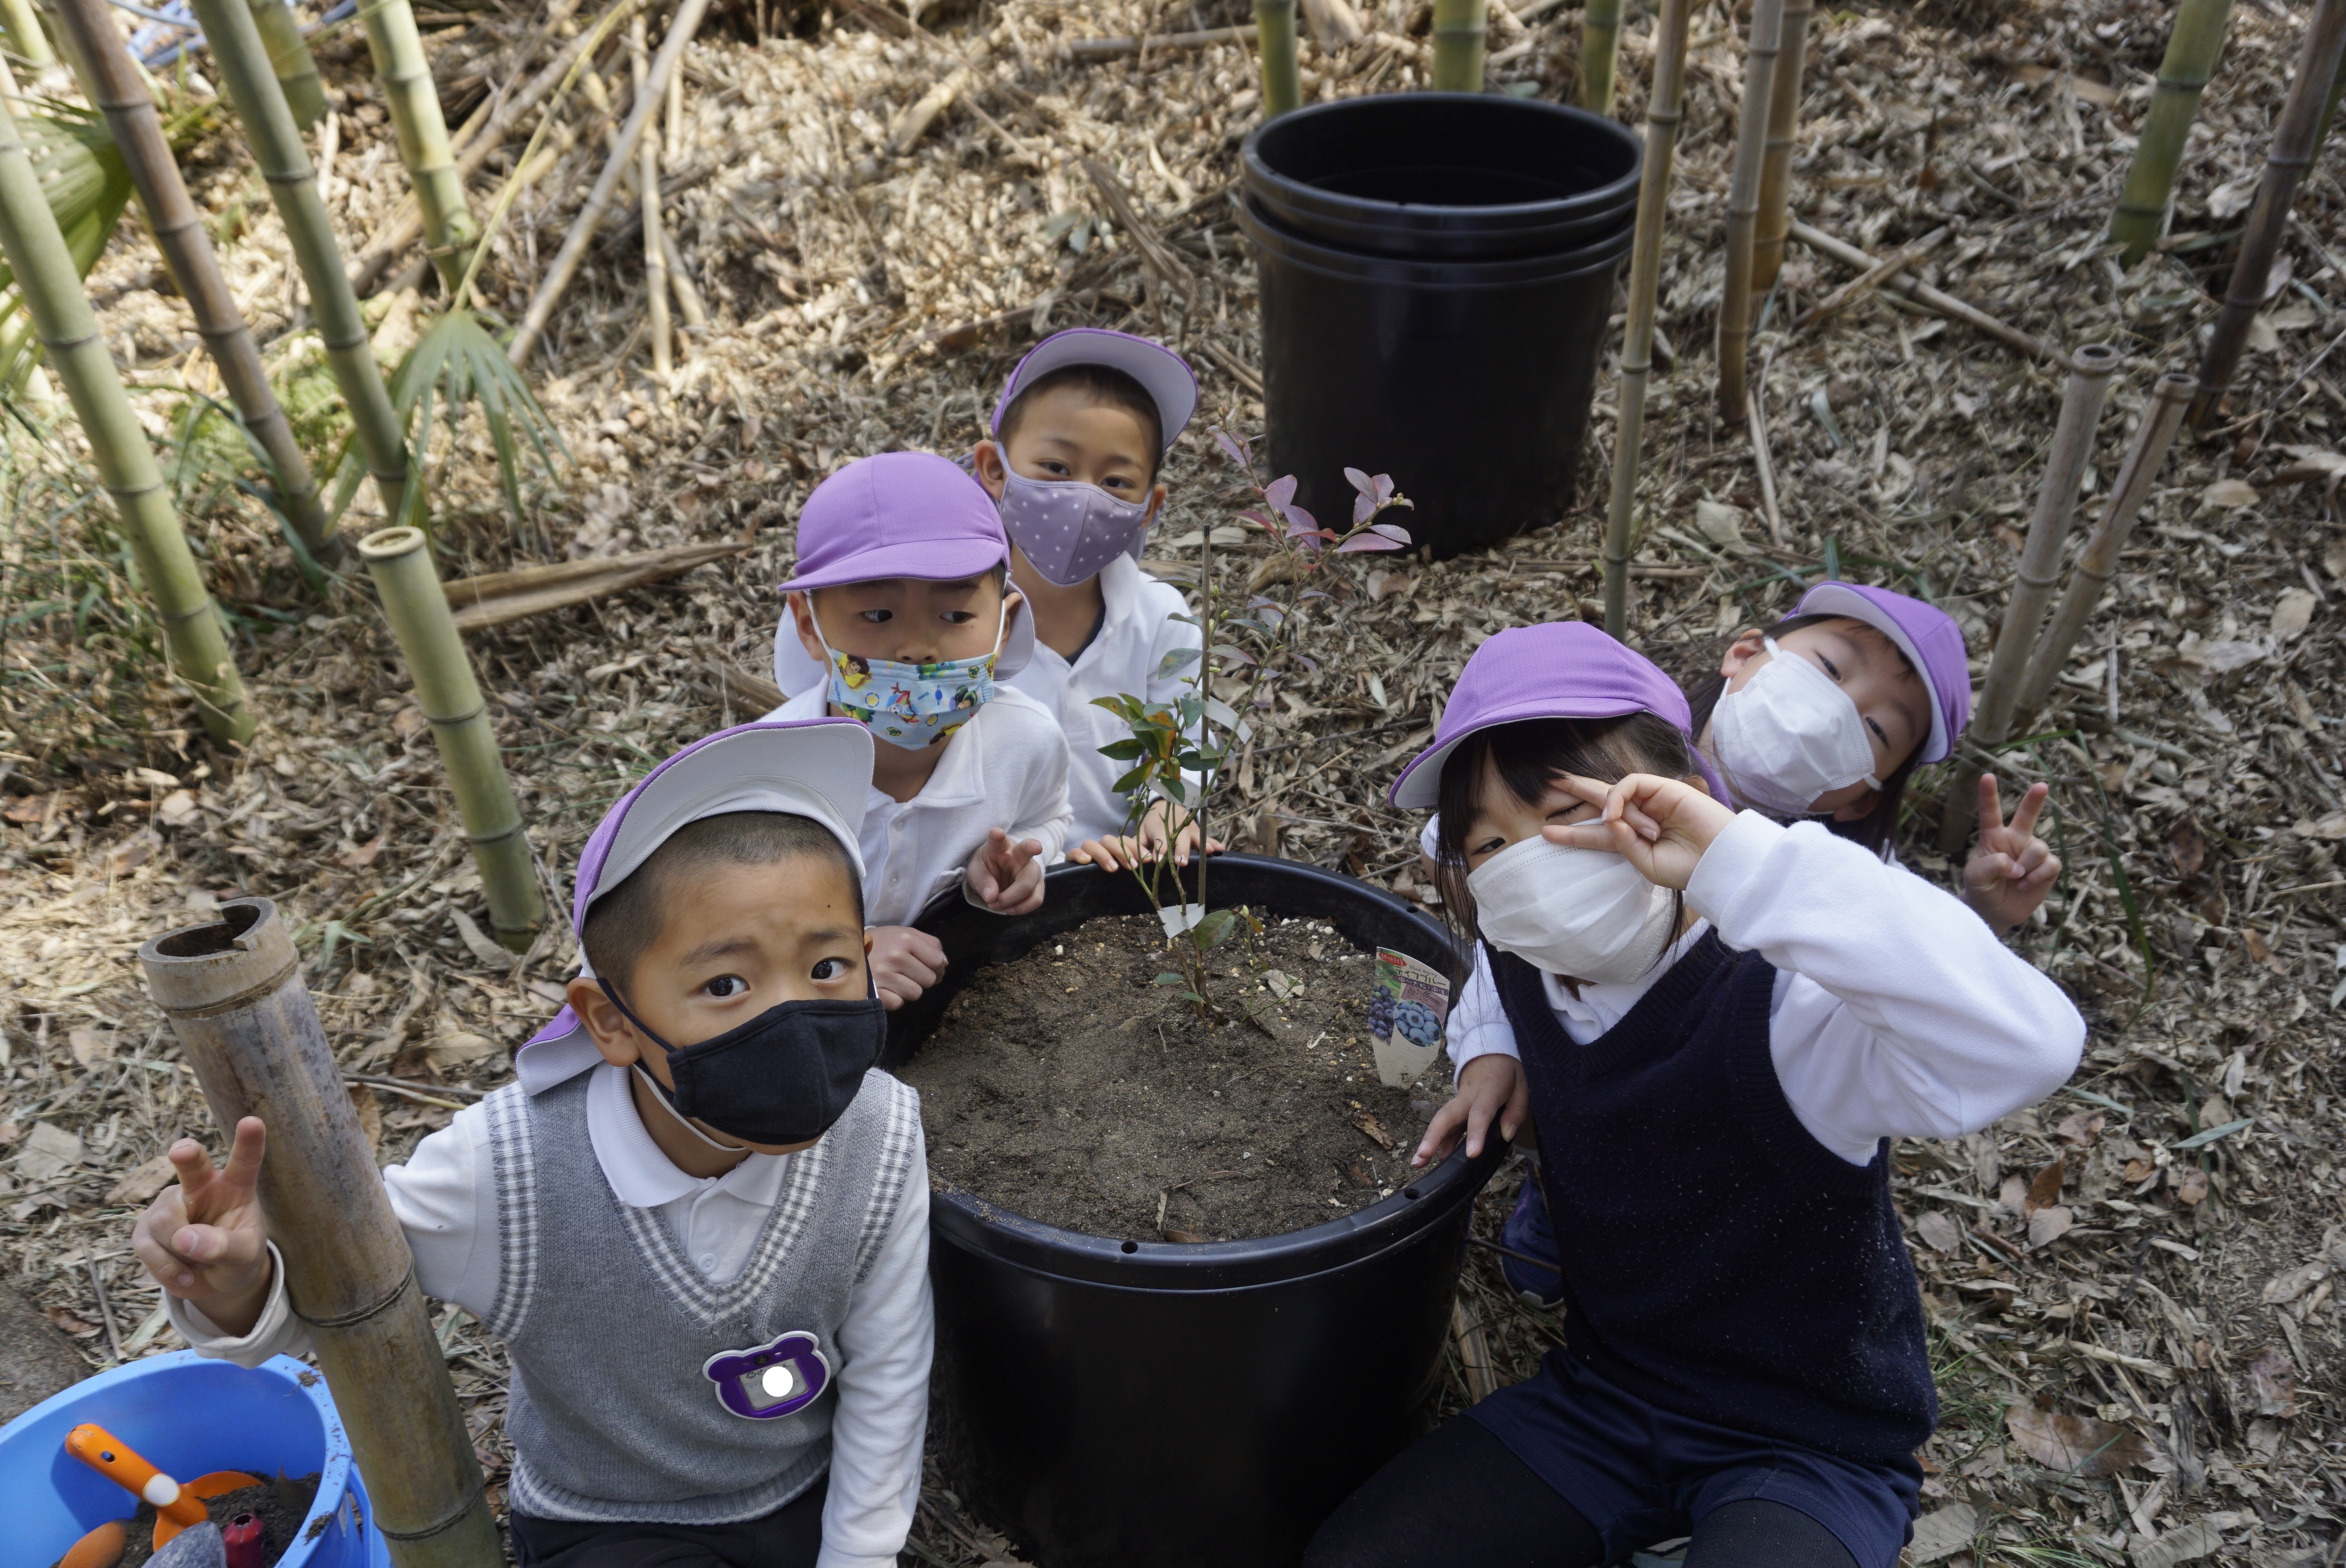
[0, 103, 135, 393]
[389, 307, 568, 533]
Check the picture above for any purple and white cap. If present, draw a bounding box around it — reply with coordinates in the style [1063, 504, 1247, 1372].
[1792, 581, 1971, 764]
[1389, 622, 1731, 809]
[513, 719, 873, 1093]
[989, 328, 1199, 454]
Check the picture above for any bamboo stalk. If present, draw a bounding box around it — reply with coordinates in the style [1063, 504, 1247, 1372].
[1790, 220, 2066, 366]
[187, 0, 414, 529]
[1577, 0, 1621, 114]
[1791, 223, 1948, 332]
[1430, 0, 1485, 90]
[1252, 0, 1299, 117]
[0, 89, 254, 746]
[138, 900, 502, 1568]
[2108, 0, 2235, 265]
[629, 14, 669, 376]
[1070, 22, 1256, 61]
[353, 0, 477, 294]
[508, 0, 713, 369]
[1601, 0, 1692, 638]
[53, 0, 339, 563]
[1, 0, 53, 69]
[246, 0, 325, 128]
[2188, 0, 2346, 428]
[1749, 0, 1812, 302]
[358, 527, 544, 947]
[1716, 0, 1783, 422]
[2013, 372, 2195, 723]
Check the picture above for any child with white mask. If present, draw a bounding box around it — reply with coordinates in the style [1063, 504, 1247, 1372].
[967, 329, 1218, 869]
[1302, 622, 2083, 1568]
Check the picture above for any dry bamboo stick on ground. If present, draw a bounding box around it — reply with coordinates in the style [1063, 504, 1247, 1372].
[1788, 221, 2066, 366]
[1716, 0, 1784, 421]
[2189, 0, 2346, 427]
[1791, 224, 1948, 332]
[2013, 372, 2195, 721]
[628, 14, 671, 377]
[663, 222, 709, 341]
[1300, 0, 1363, 49]
[1600, 0, 1692, 636]
[1938, 342, 2120, 850]
[1070, 22, 1256, 60]
[1749, 0, 1812, 303]
[53, 0, 337, 563]
[509, 0, 712, 368]
[1452, 1297, 1498, 1404]
[442, 540, 747, 629]
[139, 901, 501, 1568]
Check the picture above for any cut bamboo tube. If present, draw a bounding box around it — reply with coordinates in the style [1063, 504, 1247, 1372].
[509, 0, 713, 369]
[187, 0, 414, 529]
[629, 14, 670, 376]
[2013, 372, 2195, 722]
[52, 0, 339, 563]
[1790, 221, 2066, 367]
[0, 89, 254, 746]
[1601, 0, 1692, 637]
[1, 0, 53, 69]
[1749, 0, 1812, 302]
[2188, 0, 2346, 428]
[1252, 0, 1300, 117]
[358, 527, 544, 948]
[441, 539, 746, 627]
[1716, 0, 1783, 422]
[2108, 0, 2235, 265]
[1430, 0, 1485, 90]
[246, 0, 324, 128]
[353, 0, 477, 295]
[1577, 0, 1621, 114]
[138, 899, 501, 1568]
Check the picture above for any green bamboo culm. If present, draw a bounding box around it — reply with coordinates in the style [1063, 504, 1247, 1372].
[353, 0, 476, 292]
[358, 526, 544, 951]
[2108, 0, 2235, 265]
[51, 0, 339, 563]
[185, 0, 413, 530]
[0, 101, 136, 393]
[1254, 0, 1300, 117]
[0, 87, 255, 745]
[1430, 0, 1486, 91]
[1577, 0, 1621, 115]
[1716, 0, 1785, 422]
[248, 0, 326, 128]
[1750, 0, 1814, 303]
[0, 0, 53, 69]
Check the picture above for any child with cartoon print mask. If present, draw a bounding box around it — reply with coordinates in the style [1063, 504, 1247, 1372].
[766, 451, 1076, 1011]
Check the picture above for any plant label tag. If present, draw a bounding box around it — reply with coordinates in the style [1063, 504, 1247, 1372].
[703, 1330, 832, 1421]
[1367, 948, 1448, 1087]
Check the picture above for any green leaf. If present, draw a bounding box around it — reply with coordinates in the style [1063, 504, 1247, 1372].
[2171, 1118, 2253, 1150]
[1153, 972, 1191, 987]
[1112, 765, 1154, 793]
[390, 308, 570, 534]
[1194, 909, 1239, 948]
[1157, 647, 1203, 678]
[1097, 738, 1147, 761]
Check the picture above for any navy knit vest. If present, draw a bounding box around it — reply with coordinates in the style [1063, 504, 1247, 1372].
[1489, 933, 1936, 1466]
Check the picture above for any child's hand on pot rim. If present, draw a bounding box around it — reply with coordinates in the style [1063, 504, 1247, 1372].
[967, 827, 1046, 914]
[1412, 1055, 1528, 1168]
[869, 925, 948, 1010]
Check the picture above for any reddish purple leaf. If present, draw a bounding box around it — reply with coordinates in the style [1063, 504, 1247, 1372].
[1369, 522, 1413, 544]
[1282, 504, 1320, 535]
[1373, 473, 1397, 504]
[1344, 466, 1375, 497]
[1336, 533, 1405, 553]
[1264, 474, 1298, 509]
[1353, 492, 1378, 525]
[1239, 509, 1276, 530]
[1215, 431, 1250, 468]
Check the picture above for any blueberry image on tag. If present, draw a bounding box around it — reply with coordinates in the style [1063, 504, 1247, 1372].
[703, 1330, 832, 1420]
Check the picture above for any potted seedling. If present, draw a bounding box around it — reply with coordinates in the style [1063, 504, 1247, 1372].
[884, 437, 1502, 1568]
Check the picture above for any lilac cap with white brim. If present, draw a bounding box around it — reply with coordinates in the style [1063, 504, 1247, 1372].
[1389, 622, 1733, 810]
[513, 719, 874, 1094]
[1791, 581, 1972, 764]
[989, 328, 1199, 454]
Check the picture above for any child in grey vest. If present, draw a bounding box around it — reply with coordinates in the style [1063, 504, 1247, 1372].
[133, 720, 931, 1568]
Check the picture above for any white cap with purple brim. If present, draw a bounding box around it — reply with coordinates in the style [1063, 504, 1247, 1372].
[512, 719, 874, 1094]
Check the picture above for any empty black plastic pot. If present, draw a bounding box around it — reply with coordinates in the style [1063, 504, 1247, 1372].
[1242, 92, 1642, 261]
[1240, 195, 1633, 562]
[889, 855, 1502, 1568]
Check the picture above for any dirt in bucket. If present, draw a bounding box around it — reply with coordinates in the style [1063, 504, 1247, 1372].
[899, 910, 1451, 1241]
[100, 1471, 320, 1568]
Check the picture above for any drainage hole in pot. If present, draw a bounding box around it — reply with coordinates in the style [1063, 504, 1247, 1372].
[1404, 1187, 1421, 1200]
[901, 910, 1435, 1242]
[1121, 1240, 1139, 1254]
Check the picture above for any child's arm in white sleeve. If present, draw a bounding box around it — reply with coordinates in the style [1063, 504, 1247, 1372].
[1442, 946, 1520, 1081]
[1008, 717, 1074, 866]
[819, 1154, 933, 1568]
[1685, 813, 2086, 1162]
[167, 1105, 495, 1364]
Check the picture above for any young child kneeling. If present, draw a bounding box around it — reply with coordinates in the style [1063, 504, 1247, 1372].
[135, 720, 930, 1568]
[767, 450, 1074, 1010]
[1305, 623, 2085, 1568]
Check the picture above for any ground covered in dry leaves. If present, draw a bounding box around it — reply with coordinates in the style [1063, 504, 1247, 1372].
[3, 0, 2344, 1560]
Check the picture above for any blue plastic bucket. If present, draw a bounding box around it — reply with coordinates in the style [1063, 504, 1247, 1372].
[0, 1349, 388, 1568]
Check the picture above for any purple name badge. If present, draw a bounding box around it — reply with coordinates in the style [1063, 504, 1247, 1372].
[703, 1330, 832, 1420]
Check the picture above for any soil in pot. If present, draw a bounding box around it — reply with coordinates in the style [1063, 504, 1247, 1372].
[105, 1471, 321, 1568]
[900, 911, 1445, 1241]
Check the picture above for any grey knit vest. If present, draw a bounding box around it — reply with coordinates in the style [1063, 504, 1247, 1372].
[481, 1066, 921, 1524]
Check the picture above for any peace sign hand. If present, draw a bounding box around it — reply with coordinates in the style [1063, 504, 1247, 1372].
[132, 1117, 274, 1333]
[1963, 775, 2062, 935]
[1543, 773, 1739, 890]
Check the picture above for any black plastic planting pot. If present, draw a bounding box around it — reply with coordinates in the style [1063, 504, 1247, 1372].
[1238, 93, 1641, 561]
[888, 854, 1502, 1568]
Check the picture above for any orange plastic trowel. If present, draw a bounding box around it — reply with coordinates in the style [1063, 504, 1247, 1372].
[64, 1423, 260, 1548]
